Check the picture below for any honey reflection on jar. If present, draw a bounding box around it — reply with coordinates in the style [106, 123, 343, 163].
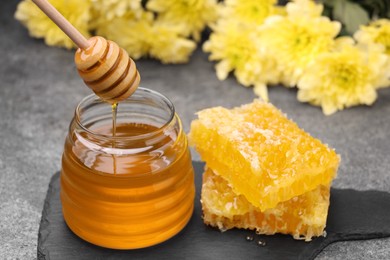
[61, 88, 195, 249]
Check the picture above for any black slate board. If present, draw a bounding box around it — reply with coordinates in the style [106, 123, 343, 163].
[38, 162, 390, 260]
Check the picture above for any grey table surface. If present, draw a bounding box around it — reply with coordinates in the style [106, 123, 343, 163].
[1, 1, 389, 259]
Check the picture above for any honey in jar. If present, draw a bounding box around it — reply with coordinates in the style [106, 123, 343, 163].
[61, 88, 195, 249]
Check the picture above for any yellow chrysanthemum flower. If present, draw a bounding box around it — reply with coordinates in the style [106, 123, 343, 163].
[98, 11, 196, 63]
[219, 0, 277, 26]
[91, 0, 142, 20]
[356, 41, 390, 89]
[273, 6, 287, 16]
[297, 39, 384, 115]
[149, 23, 197, 64]
[96, 11, 152, 60]
[354, 19, 390, 88]
[90, 0, 143, 31]
[205, 0, 284, 100]
[204, 21, 258, 81]
[146, 0, 218, 41]
[260, 0, 341, 87]
[355, 19, 390, 55]
[287, 0, 323, 18]
[15, 0, 91, 49]
[203, 21, 279, 101]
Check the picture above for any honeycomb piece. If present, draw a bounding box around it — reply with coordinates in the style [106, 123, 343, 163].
[189, 100, 339, 211]
[201, 167, 330, 241]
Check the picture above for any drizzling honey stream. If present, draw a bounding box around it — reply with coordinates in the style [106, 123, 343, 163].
[112, 102, 118, 174]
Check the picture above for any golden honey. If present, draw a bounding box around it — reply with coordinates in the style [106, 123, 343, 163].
[61, 88, 195, 249]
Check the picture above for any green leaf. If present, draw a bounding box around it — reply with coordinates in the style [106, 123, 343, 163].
[333, 0, 370, 35]
[356, 0, 390, 18]
[320, 0, 338, 8]
[322, 6, 333, 18]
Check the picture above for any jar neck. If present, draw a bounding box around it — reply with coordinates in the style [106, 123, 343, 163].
[70, 88, 182, 155]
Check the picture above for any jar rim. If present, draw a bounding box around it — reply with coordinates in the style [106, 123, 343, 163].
[74, 87, 176, 142]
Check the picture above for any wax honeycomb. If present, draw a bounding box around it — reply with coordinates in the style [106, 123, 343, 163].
[189, 100, 339, 211]
[201, 167, 330, 241]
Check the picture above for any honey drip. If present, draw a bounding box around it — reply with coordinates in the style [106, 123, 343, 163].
[111, 103, 118, 175]
[112, 103, 118, 140]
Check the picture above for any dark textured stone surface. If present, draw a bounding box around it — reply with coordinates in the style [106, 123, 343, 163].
[0, 0, 390, 259]
[37, 162, 390, 260]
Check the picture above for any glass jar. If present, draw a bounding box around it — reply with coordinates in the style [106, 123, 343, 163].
[61, 88, 195, 249]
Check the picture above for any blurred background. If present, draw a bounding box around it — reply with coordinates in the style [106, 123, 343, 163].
[1, 0, 390, 259]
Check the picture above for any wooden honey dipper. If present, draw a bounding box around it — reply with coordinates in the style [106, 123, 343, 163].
[32, 0, 140, 103]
